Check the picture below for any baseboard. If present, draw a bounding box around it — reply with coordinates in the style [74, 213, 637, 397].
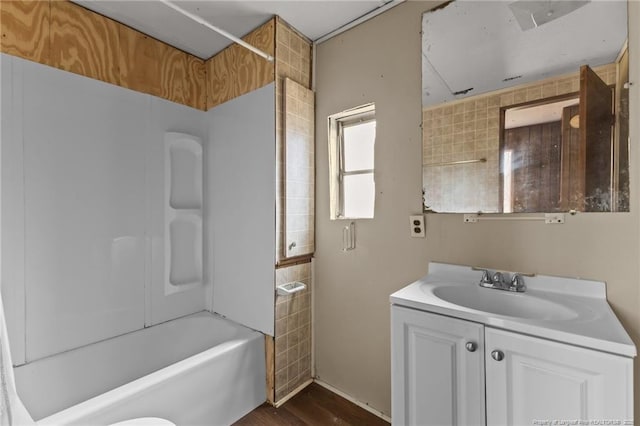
[313, 379, 392, 423]
[274, 379, 314, 408]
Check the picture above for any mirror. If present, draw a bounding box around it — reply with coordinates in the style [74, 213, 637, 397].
[421, 1, 629, 213]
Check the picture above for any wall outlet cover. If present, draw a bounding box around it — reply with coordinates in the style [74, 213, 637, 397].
[410, 215, 425, 238]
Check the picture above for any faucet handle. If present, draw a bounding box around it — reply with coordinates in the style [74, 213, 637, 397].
[492, 272, 505, 287]
[480, 270, 493, 285]
[509, 273, 526, 292]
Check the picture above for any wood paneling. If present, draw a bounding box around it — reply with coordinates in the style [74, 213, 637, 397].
[503, 122, 562, 213]
[580, 64, 613, 212]
[51, 1, 119, 85]
[0, 0, 50, 64]
[1, 0, 205, 110]
[561, 105, 582, 211]
[206, 18, 275, 109]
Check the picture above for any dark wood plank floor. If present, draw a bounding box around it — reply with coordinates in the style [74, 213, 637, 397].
[233, 383, 390, 426]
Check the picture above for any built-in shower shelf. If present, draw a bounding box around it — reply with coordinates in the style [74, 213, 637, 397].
[165, 132, 203, 295]
[277, 282, 306, 296]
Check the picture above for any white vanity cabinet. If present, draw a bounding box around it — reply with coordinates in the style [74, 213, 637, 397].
[391, 263, 636, 425]
[392, 305, 634, 425]
[485, 327, 633, 425]
[391, 306, 485, 426]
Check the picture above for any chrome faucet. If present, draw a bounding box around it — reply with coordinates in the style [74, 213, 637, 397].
[480, 270, 493, 287]
[509, 273, 526, 292]
[478, 270, 526, 292]
[492, 272, 506, 288]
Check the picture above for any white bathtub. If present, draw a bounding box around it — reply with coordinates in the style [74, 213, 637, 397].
[14, 312, 266, 426]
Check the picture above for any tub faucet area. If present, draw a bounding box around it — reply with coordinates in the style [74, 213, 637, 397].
[479, 270, 526, 292]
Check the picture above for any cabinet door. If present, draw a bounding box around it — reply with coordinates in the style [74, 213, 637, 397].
[391, 306, 485, 426]
[485, 327, 633, 425]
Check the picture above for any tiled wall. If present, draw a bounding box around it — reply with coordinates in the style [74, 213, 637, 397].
[273, 18, 314, 404]
[284, 78, 315, 258]
[422, 63, 617, 213]
[274, 263, 312, 401]
[275, 18, 313, 262]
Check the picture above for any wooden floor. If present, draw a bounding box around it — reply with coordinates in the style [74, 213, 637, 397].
[233, 383, 390, 426]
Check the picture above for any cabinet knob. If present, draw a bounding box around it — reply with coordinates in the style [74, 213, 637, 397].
[491, 350, 505, 361]
[465, 342, 477, 352]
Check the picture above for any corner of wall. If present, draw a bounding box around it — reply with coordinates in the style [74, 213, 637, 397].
[204, 18, 276, 110]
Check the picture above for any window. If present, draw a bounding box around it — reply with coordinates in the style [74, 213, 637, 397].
[328, 104, 376, 219]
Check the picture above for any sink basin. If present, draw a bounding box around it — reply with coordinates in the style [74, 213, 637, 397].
[431, 285, 578, 320]
[390, 263, 636, 357]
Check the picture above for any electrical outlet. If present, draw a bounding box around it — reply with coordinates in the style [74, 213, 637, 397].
[544, 213, 565, 224]
[464, 214, 479, 223]
[410, 215, 425, 238]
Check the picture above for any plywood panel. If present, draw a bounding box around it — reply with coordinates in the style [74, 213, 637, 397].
[120, 25, 193, 107]
[0, 0, 50, 64]
[50, 0, 119, 86]
[206, 18, 275, 109]
[117, 25, 205, 110]
[266, 335, 275, 405]
[1, 1, 205, 110]
[186, 55, 206, 110]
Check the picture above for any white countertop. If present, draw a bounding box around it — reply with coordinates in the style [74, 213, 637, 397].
[390, 262, 636, 358]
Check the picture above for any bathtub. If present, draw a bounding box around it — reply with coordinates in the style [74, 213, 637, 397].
[13, 312, 266, 426]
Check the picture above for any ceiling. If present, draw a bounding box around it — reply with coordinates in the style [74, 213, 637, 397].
[73, 0, 395, 59]
[422, 1, 628, 107]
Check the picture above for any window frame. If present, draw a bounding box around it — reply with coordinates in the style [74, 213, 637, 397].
[328, 103, 376, 220]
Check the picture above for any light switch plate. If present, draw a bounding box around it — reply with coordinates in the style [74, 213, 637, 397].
[410, 215, 425, 238]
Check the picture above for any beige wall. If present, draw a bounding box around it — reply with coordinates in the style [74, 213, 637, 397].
[314, 0, 640, 419]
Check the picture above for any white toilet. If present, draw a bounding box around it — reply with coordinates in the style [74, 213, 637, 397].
[0, 294, 176, 426]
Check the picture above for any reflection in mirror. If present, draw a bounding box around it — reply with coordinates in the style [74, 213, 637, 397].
[422, 1, 629, 213]
[501, 94, 579, 213]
